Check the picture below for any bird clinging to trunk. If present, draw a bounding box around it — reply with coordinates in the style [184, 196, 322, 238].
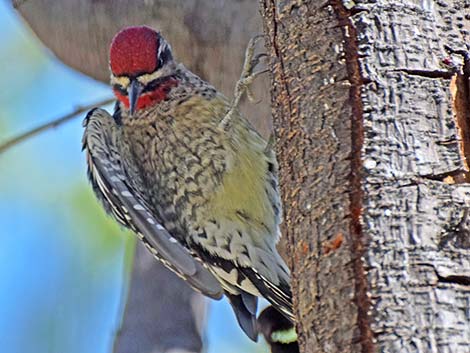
[82, 26, 294, 342]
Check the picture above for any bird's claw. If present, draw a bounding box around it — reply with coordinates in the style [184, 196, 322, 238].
[220, 35, 268, 129]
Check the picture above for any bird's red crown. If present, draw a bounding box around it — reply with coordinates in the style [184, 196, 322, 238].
[110, 26, 160, 76]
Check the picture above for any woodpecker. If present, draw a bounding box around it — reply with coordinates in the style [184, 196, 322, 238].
[82, 26, 293, 341]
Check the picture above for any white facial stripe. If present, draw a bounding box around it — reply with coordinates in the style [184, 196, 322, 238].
[111, 75, 131, 88]
[137, 71, 162, 85]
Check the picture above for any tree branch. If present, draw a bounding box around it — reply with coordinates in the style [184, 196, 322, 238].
[0, 97, 114, 154]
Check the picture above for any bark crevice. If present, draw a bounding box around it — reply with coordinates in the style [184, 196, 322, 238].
[329, 1, 373, 352]
[451, 53, 470, 181]
[436, 272, 470, 286]
[421, 169, 470, 183]
[393, 68, 455, 79]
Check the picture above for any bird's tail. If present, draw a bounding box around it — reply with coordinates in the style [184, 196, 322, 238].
[241, 263, 294, 322]
[225, 291, 259, 341]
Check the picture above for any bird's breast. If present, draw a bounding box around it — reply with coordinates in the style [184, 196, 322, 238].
[120, 94, 278, 245]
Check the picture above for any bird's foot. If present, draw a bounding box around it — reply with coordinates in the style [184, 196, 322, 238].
[220, 35, 268, 129]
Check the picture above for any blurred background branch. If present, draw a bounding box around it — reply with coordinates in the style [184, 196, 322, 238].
[0, 97, 113, 154]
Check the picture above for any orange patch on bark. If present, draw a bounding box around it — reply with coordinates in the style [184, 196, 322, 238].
[322, 232, 344, 255]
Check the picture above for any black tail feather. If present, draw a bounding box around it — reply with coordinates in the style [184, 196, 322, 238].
[225, 292, 258, 341]
[241, 291, 258, 315]
[241, 267, 293, 321]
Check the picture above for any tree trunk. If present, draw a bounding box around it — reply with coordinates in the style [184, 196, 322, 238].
[260, 1, 470, 352]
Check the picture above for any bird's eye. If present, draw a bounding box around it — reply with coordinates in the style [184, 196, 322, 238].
[113, 84, 128, 96]
[112, 76, 131, 89]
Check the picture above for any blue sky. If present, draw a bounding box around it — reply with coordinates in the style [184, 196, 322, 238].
[0, 3, 262, 353]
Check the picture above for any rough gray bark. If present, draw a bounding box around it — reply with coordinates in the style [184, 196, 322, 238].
[11, 1, 271, 352]
[260, 0, 470, 352]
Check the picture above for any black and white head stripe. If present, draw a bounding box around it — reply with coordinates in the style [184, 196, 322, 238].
[82, 108, 223, 299]
[156, 36, 173, 69]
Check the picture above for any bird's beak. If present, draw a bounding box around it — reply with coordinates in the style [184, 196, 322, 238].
[129, 79, 144, 116]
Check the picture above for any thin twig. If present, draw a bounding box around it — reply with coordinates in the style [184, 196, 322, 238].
[0, 97, 114, 154]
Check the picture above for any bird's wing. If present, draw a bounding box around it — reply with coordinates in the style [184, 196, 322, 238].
[82, 107, 223, 299]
